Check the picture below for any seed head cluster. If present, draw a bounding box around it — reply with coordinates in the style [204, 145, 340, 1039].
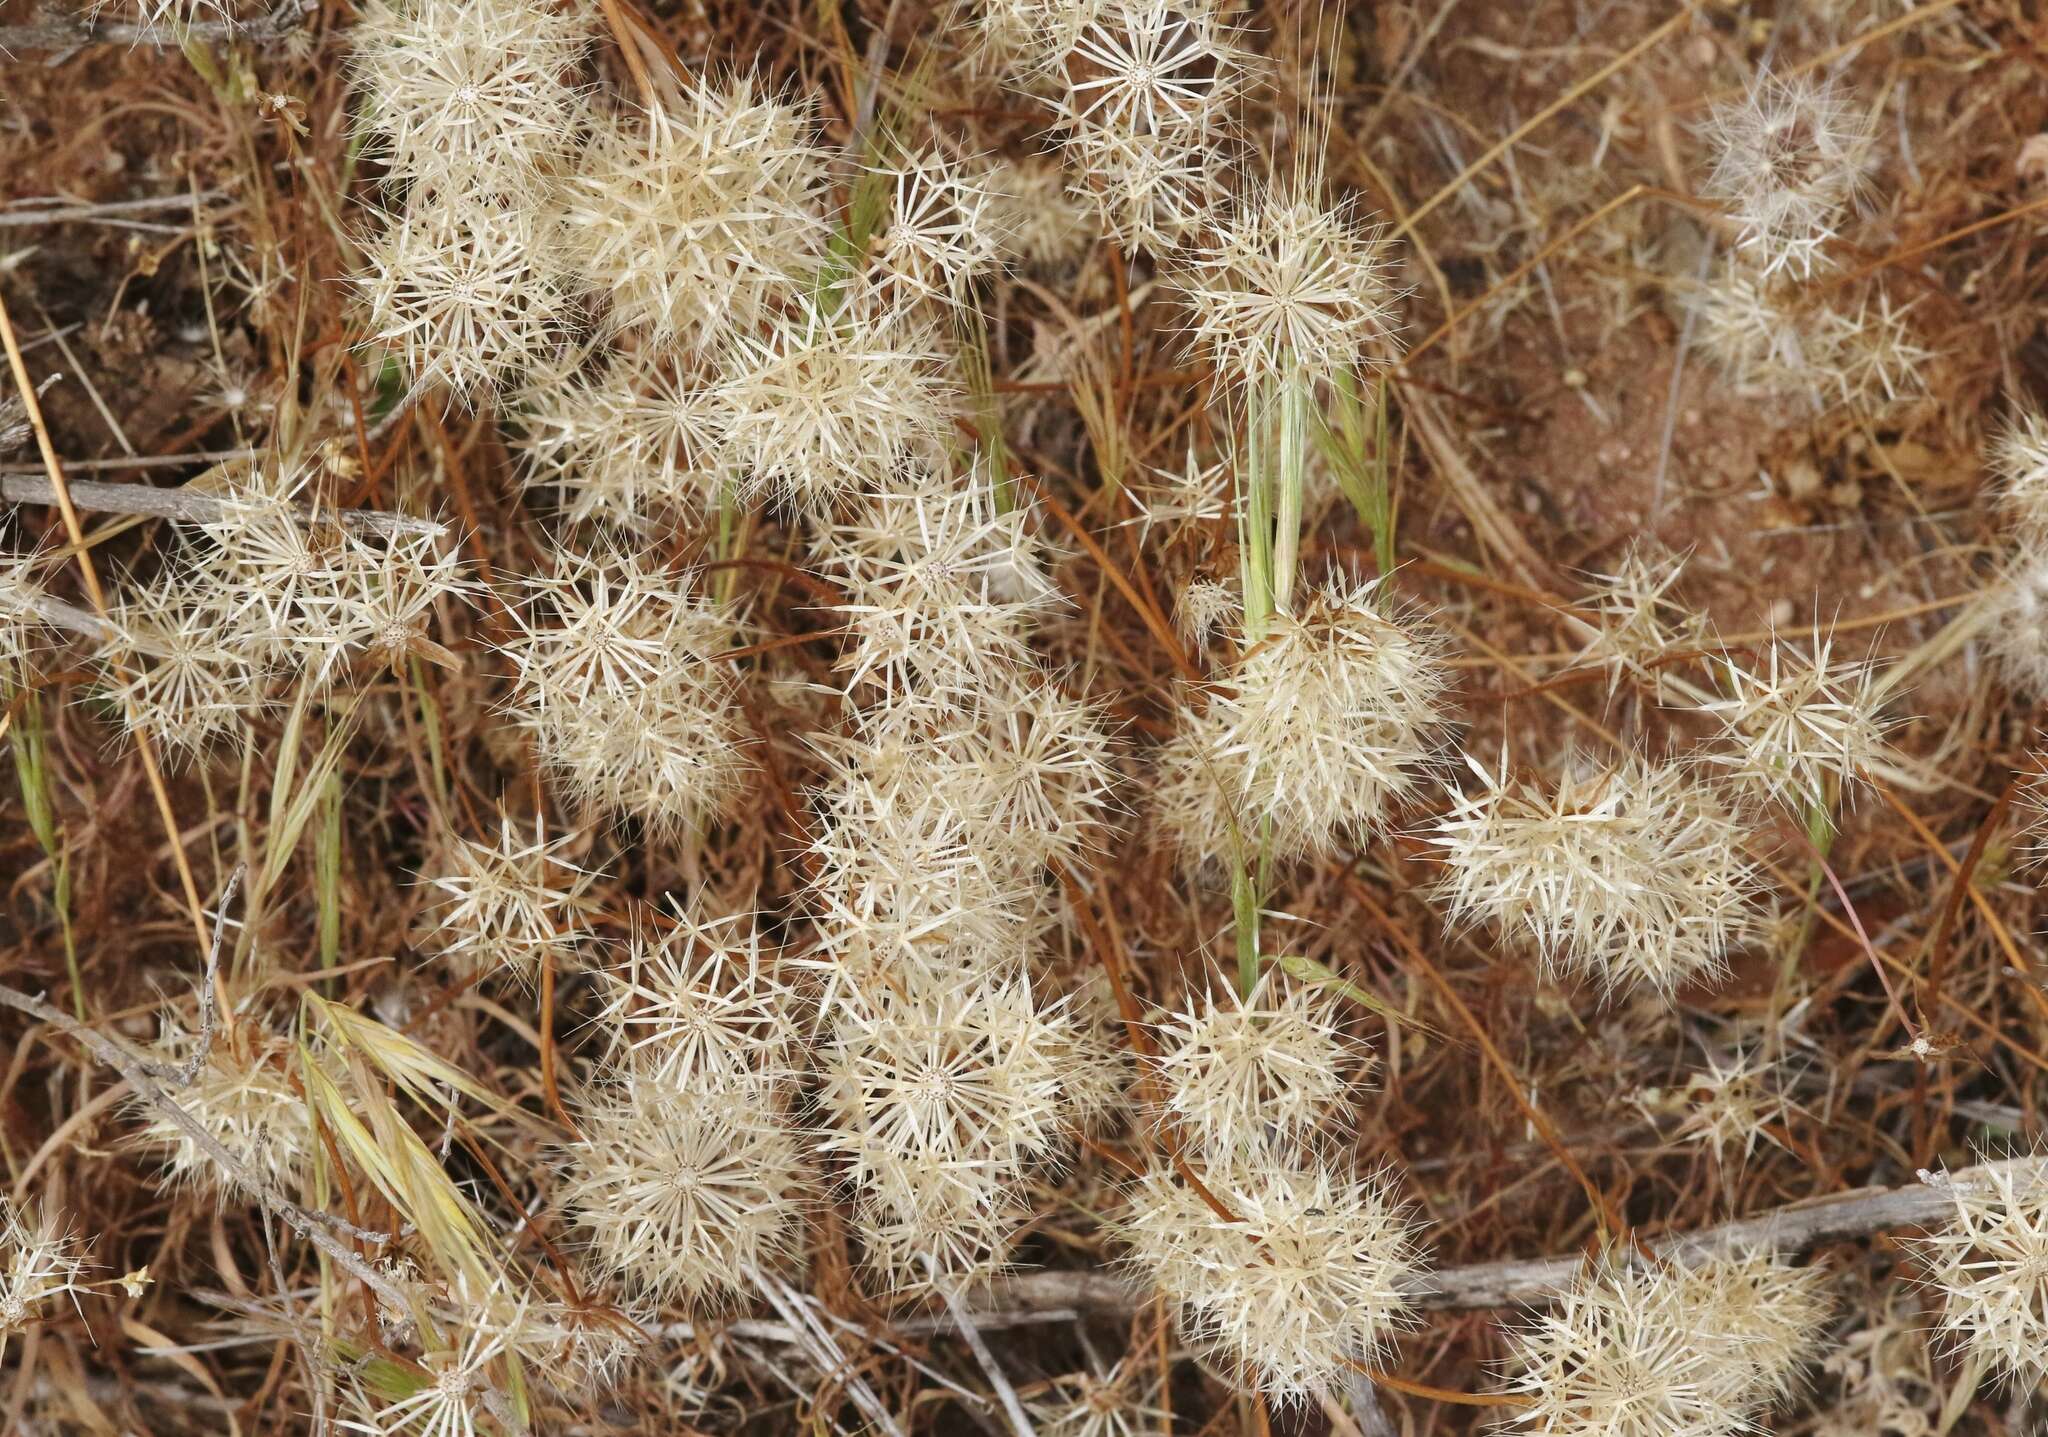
[0, 1, 2014, 1433]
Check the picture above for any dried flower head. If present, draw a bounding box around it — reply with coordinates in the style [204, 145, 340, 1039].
[498, 547, 751, 835]
[2016, 757, 2048, 871]
[0, 545, 54, 688]
[1691, 1252, 1835, 1402]
[0, 392, 29, 455]
[101, 571, 263, 760]
[1175, 577, 1238, 647]
[1148, 973, 1368, 1155]
[1699, 71, 1875, 281]
[1699, 634, 1895, 812]
[851, 1166, 1021, 1292]
[1057, 0, 1242, 140]
[816, 968, 1077, 1190]
[562, 1069, 807, 1311]
[1063, 123, 1219, 250]
[805, 757, 1047, 973]
[348, 0, 592, 184]
[419, 816, 592, 984]
[1119, 1151, 1421, 1403]
[811, 679, 1117, 876]
[1987, 536, 2048, 702]
[1173, 183, 1403, 387]
[0, 1199, 89, 1351]
[1572, 543, 1707, 698]
[1659, 1049, 1798, 1174]
[353, 189, 572, 399]
[815, 468, 1060, 702]
[1159, 578, 1449, 864]
[196, 465, 361, 672]
[712, 289, 955, 510]
[872, 145, 1009, 303]
[1913, 1156, 2048, 1388]
[346, 1306, 511, 1437]
[509, 352, 723, 525]
[1989, 408, 2048, 539]
[1428, 753, 1759, 1000]
[562, 83, 826, 346]
[1495, 1253, 1829, 1437]
[1029, 1361, 1165, 1437]
[129, 1019, 310, 1196]
[595, 910, 797, 1089]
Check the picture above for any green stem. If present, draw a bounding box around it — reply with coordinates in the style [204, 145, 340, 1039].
[1269, 371, 1311, 616]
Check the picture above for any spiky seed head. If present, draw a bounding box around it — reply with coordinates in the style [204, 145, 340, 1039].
[1128, 447, 1228, 545]
[1690, 1253, 1834, 1402]
[1912, 1156, 2048, 1388]
[2016, 758, 2048, 871]
[353, 188, 573, 399]
[1174, 184, 1403, 387]
[1029, 1361, 1165, 1437]
[1118, 1151, 1422, 1403]
[1160, 578, 1449, 865]
[813, 467, 1059, 702]
[985, 156, 1097, 271]
[347, 1306, 509, 1437]
[1820, 289, 1930, 412]
[815, 968, 1078, 1189]
[1662, 1049, 1799, 1175]
[872, 146, 1009, 303]
[419, 816, 593, 984]
[1572, 542, 1707, 698]
[128, 1019, 310, 1196]
[851, 1170, 1022, 1293]
[595, 910, 798, 1089]
[331, 532, 472, 677]
[712, 288, 955, 510]
[1698, 634, 1895, 812]
[1148, 973, 1369, 1155]
[509, 352, 724, 525]
[562, 82, 826, 347]
[348, 0, 592, 185]
[1058, 0, 1243, 140]
[101, 571, 263, 760]
[810, 678, 1117, 875]
[1495, 1253, 1828, 1437]
[1174, 578, 1238, 647]
[963, 0, 1108, 67]
[0, 545, 54, 688]
[803, 772, 1047, 975]
[0, 392, 29, 456]
[1428, 753, 1759, 1001]
[0, 1198, 90, 1345]
[1692, 263, 1820, 396]
[498, 547, 752, 835]
[1063, 123, 1219, 250]
[1990, 409, 2048, 540]
[561, 1069, 807, 1311]
[1699, 71, 1875, 281]
[1986, 537, 2048, 702]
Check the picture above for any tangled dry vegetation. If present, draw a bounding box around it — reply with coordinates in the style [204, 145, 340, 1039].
[6, 0, 2048, 1433]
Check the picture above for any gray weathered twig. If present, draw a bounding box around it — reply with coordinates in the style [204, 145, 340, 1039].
[965, 1161, 2025, 1320]
[943, 1283, 1039, 1437]
[0, 887, 411, 1311]
[0, 192, 227, 226]
[0, 0, 314, 54]
[1, 472, 446, 540]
